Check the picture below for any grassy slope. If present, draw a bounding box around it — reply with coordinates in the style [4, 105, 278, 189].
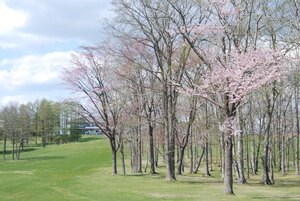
[0, 136, 299, 201]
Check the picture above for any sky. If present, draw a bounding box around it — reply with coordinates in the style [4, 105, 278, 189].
[0, 0, 114, 105]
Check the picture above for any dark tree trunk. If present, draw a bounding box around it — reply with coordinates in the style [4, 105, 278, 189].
[110, 138, 118, 175]
[237, 130, 246, 184]
[251, 134, 256, 175]
[261, 90, 276, 185]
[189, 137, 194, 174]
[224, 135, 234, 194]
[177, 101, 196, 175]
[246, 133, 250, 179]
[203, 138, 211, 176]
[209, 141, 213, 172]
[287, 139, 290, 171]
[255, 139, 261, 174]
[3, 134, 6, 160]
[164, 83, 176, 181]
[261, 119, 273, 184]
[120, 139, 126, 175]
[262, 132, 272, 184]
[155, 144, 159, 168]
[193, 146, 205, 174]
[222, 96, 237, 194]
[42, 136, 46, 148]
[148, 124, 156, 174]
[295, 86, 299, 175]
[221, 132, 225, 180]
[12, 138, 15, 160]
[17, 142, 21, 160]
[137, 117, 143, 173]
[281, 133, 286, 175]
[177, 146, 185, 175]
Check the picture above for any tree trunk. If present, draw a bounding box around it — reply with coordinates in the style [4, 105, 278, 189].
[209, 141, 213, 172]
[237, 130, 247, 184]
[281, 133, 286, 175]
[261, 90, 276, 185]
[220, 132, 225, 180]
[164, 84, 176, 181]
[148, 124, 156, 174]
[17, 142, 21, 160]
[287, 139, 290, 171]
[12, 138, 15, 160]
[3, 134, 6, 160]
[155, 144, 159, 168]
[130, 127, 142, 174]
[193, 146, 205, 174]
[224, 135, 234, 194]
[178, 98, 196, 175]
[246, 133, 250, 179]
[120, 139, 126, 175]
[295, 86, 299, 175]
[129, 140, 135, 173]
[137, 117, 143, 173]
[203, 138, 211, 176]
[177, 146, 185, 175]
[261, 124, 272, 184]
[110, 138, 118, 175]
[251, 134, 256, 175]
[189, 138, 194, 174]
[255, 139, 261, 174]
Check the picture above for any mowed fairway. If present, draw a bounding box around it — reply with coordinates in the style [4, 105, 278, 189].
[0, 136, 300, 201]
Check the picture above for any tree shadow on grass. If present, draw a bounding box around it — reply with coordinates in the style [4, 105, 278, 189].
[274, 179, 300, 188]
[23, 156, 66, 161]
[124, 173, 223, 185]
[123, 173, 167, 180]
[79, 136, 103, 142]
[179, 179, 223, 185]
[252, 196, 300, 200]
[0, 148, 38, 155]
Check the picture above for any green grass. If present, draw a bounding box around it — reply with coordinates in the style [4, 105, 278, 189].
[0, 136, 299, 201]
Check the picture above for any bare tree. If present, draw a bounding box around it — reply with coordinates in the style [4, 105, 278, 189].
[62, 46, 125, 175]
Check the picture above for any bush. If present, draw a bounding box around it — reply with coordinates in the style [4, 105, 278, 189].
[70, 132, 81, 142]
[54, 133, 81, 145]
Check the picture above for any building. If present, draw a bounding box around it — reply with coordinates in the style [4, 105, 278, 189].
[78, 123, 101, 135]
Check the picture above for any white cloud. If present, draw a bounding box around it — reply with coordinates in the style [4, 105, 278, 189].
[0, 51, 74, 105]
[0, 1, 28, 33]
[1, 0, 114, 46]
[0, 0, 114, 105]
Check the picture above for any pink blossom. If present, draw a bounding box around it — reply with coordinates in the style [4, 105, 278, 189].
[188, 48, 285, 104]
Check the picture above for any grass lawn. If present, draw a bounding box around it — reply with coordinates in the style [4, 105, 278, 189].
[0, 136, 299, 201]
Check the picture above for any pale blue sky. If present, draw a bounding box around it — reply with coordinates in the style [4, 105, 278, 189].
[0, 0, 113, 105]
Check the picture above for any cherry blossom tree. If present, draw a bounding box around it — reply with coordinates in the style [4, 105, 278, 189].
[166, 0, 287, 194]
[62, 46, 126, 175]
[181, 48, 285, 193]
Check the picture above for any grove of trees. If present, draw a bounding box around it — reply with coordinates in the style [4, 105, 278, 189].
[0, 0, 296, 196]
[62, 0, 300, 195]
[0, 99, 83, 160]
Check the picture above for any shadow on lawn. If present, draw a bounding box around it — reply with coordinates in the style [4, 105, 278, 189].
[24, 156, 66, 161]
[126, 172, 165, 178]
[274, 179, 300, 188]
[180, 179, 223, 185]
[252, 196, 300, 200]
[0, 148, 37, 155]
[125, 173, 223, 185]
[79, 136, 103, 143]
